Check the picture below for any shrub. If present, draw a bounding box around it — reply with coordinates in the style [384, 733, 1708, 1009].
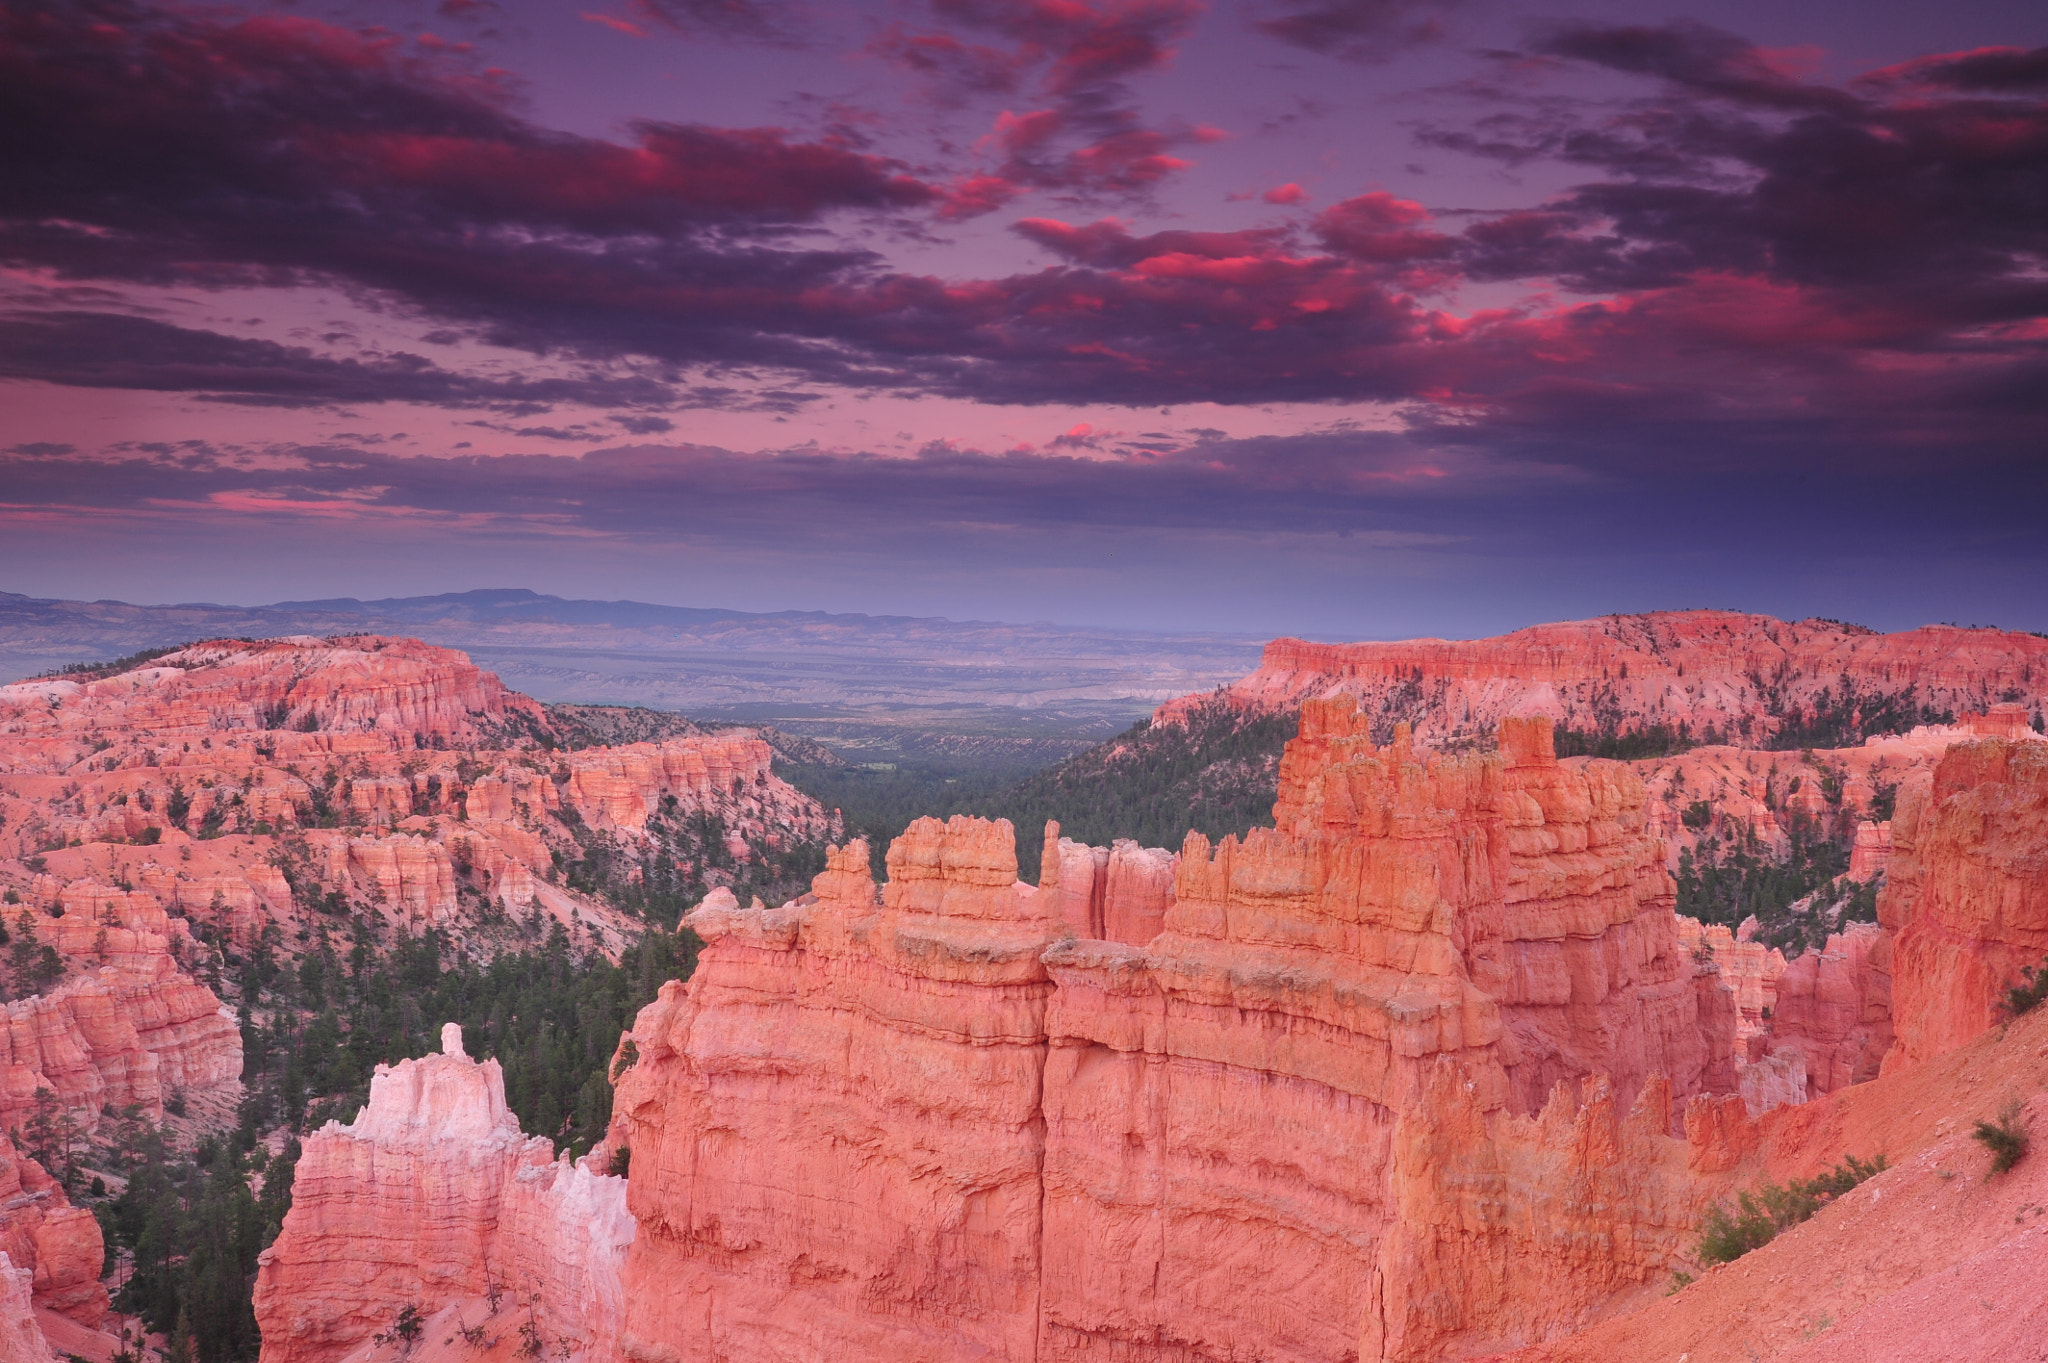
[1697, 1153, 1888, 1265]
[1972, 1101, 2029, 1177]
[2000, 957, 2048, 1019]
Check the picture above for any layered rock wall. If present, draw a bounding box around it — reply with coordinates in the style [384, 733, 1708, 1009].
[604, 709, 1741, 1363]
[0, 636, 837, 963]
[0, 1252, 55, 1363]
[1768, 921, 1892, 1095]
[610, 824, 1059, 1363]
[1882, 739, 2048, 1072]
[0, 895, 239, 1134]
[0, 1131, 107, 1325]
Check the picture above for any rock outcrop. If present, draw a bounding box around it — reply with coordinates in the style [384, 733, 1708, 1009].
[0, 1251, 55, 1363]
[0, 885, 240, 1135]
[1173, 612, 2048, 752]
[0, 1131, 107, 1325]
[1882, 737, 2048, 1073]
[1768, 921, 1892, 1095]
[603, 708, 1741, 1363]
[253, 1025, 631, 1363]
[1493, 994, 2048, 1363]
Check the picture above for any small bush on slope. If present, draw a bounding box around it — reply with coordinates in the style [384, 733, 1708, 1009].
[1697, 1154, 1889, 1266]
[1973, 1101, 2030, 1177]
[2000, 957, 2048, 1019]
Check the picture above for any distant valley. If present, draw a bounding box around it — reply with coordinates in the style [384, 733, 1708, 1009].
[0, 588, 1266, 767]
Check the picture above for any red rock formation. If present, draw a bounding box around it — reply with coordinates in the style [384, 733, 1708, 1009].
[1768, 922, 1892, 1096]
[0, 1131, 107, 1326]
[0, 1250, 55, 1363]
[1630, 707, 2036, 870]
[0, 889, 239, 1135]
[603, 709, 1739, 1363]
[1882, 737, 2048, 1072]
[253, 1025, 631, 1363]
[0, 636, 537, 747]
[0, 636, 838, 964]
[1169, 611, 2048, 752]
[1846, 819, 1891, 882]
[1675, 917, 1786, 1053]
[1036, 823, 1175, 946]
[1367, 1068, 1712, 1362]
[1492, 998, 2048, 1363]
[609, 820, 1058, 1363]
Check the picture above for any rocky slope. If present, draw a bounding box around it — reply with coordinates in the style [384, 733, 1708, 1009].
[1166, 610, 2048, 750]
[1484, 733, 2048, 1360]
[252, 1024, 631, 1363]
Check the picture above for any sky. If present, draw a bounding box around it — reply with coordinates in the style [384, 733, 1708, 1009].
[1, 0, 2044, 639]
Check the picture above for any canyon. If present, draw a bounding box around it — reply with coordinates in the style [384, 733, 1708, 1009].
[262, 707, 2048, 1363]
[11, 613, 2048, 1363]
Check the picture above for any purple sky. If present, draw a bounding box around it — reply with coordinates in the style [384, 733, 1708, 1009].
[2, 0, 2044, 637]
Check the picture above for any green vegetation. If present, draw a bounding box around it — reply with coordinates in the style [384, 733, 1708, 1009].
[771, 759, 1014, 877]
[2000, 956, 2048, 1019]
[773, 698, 1297, 881]
[1972, 1101, 2030, 1177]
[1554, 723, 1700, 760]
[53, 915, 701, 1363]
[1675, 809, 1867, 957]
[556, 792, 825, 929]
[974, 698, 1298, 882]
[30, 643, 202, 682]
[1696, 1154, 1888, 1265]
[102, 1119, 294, 1363]
[234, 918, 697, 1153]
[1759, 677, 1954, 751]
[544, 703, 706, 750]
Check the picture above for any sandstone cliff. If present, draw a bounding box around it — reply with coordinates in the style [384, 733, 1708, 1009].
[1631, 705, 2038, 869]
[253, 1025, 631, 1363]
[1167, 611, 2048, 751]
[1493, 994, 2048, 1363]
[602, 708, 1742, 1363]
[1881, 736, 2048, 1072]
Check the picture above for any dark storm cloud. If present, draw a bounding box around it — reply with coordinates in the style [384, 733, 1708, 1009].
[629, 0, 808, 45]
[1253, 0, 1458, 62]
[874, 0, 1216, 206]
[1858, 45, 2048, 94]
[0, 312, 677, 411]
[0, 2, 2044, 482]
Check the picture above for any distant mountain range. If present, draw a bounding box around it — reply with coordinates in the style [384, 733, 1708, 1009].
[0, 589, 1264, 742]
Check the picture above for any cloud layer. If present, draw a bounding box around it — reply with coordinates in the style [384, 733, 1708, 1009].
[1, 0, 2044, 630]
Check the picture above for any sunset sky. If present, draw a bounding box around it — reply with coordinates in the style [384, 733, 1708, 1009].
[2, 0, 2043, 636]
